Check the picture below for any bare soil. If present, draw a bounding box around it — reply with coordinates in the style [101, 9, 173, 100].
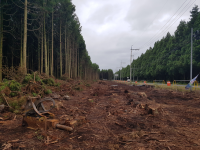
[1, 80, 200, 150]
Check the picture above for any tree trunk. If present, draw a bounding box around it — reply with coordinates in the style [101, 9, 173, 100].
[44, 13, 48, 75]
[38, 37, 40, 72]
[75, 44, 77, 78]
[47, 36, 49, 74]
[23, 0, 27, 74]
[0, 4, 3, 82]
[41, 24, 43, 73]
[51, 10, 53, 76]
[64, 25, 67, 75]
[78, 46, 79, 78]
[69, 39, 71, 78]
[20, 17, 23, 67]
[60, 21, 62, 77]
[72, 39, 75, 78]
[85, 66, 86, 80]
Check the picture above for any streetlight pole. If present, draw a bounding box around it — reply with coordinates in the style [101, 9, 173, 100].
[130, 46, 139, 82]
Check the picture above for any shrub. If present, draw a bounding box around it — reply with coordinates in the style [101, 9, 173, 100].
[8, 80, 21, 91]
[10, 92, 18, 97]
[32, 73, 40, 82]
[23, 74, 32, 84]
[0, 80, 10, 91]
[9, 97, 26, 113]
[0, 86, 6, 91]
[23, 73, 40, 84]
[42, 78, 55, 86]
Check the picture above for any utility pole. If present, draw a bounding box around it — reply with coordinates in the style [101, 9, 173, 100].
[130, 46, 139, 82]
[191, 28, 193, 80]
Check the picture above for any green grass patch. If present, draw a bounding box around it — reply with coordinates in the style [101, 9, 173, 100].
[44, 89, 52, 95]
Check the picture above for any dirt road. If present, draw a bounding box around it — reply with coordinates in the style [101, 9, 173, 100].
[1, 81, 200, 150]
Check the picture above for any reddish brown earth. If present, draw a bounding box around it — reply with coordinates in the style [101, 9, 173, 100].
[1, 80, 200, 150]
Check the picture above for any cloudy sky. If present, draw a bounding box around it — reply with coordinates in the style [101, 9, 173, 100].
[72, 0, 200, 72]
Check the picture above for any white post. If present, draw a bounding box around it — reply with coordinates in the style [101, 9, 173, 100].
[130, 50, 132, 82]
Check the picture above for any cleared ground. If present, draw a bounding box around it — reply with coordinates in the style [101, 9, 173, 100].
[1, 80, 200, 150]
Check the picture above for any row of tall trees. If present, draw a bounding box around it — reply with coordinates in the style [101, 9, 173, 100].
[99, 69, 113, 80]
[0, 0, 99, 81]
[117, 5, 200, 81]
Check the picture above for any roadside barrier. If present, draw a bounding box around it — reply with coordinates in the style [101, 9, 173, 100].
[194, 81, 198, 90]
[162, 80, 165, 85]
[153, 80, 165, 85]
[173, 80, 176, 87]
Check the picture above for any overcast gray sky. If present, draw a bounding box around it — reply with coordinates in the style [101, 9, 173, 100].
[72, 0, 200, 72]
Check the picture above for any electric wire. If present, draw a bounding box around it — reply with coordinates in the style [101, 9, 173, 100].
[143, 0, 196, 51]
[139, 0, 193, 50]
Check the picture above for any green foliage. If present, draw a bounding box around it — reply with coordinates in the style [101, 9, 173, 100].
[13, 110, 20, 114]
[100, 69, 113, 80]
[32, 93, 37, 97]
[10, 92, 17, 97]
[42, 78, 55, 86]
[55, 83, 61, 87]
[37, 135, 43, 141]
[8, 80, 21, 91]
[44, 89, 52, 94]
[0, 0, 99, 81]
[8, 96, 26, 113]
[23, 73, 40, 84]
[23, 74, 32, 84]
[0, 86, 6, 91]
[0, 80, 10, 91]
[116, 5, 200, 81]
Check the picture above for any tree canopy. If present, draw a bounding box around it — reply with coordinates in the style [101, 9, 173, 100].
[116, 5, 200, 82]
[0, 0, 99, 81]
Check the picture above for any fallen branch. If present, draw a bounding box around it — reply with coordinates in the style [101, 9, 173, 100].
[8, 139, 20, 143]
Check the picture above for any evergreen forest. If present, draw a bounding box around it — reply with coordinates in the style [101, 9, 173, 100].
[0, 0, 100, 82]
[99, 69, 113, 80]
[117, 5, 200, 82]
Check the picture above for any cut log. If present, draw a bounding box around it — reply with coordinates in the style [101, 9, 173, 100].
[148, 104, 161, 115]
[137, 92, 147, 97]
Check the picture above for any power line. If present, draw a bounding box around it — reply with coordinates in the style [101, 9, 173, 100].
[145, 0, 196, 49]
[140, 0, 189, 49]
[140, 0, 195, 50]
